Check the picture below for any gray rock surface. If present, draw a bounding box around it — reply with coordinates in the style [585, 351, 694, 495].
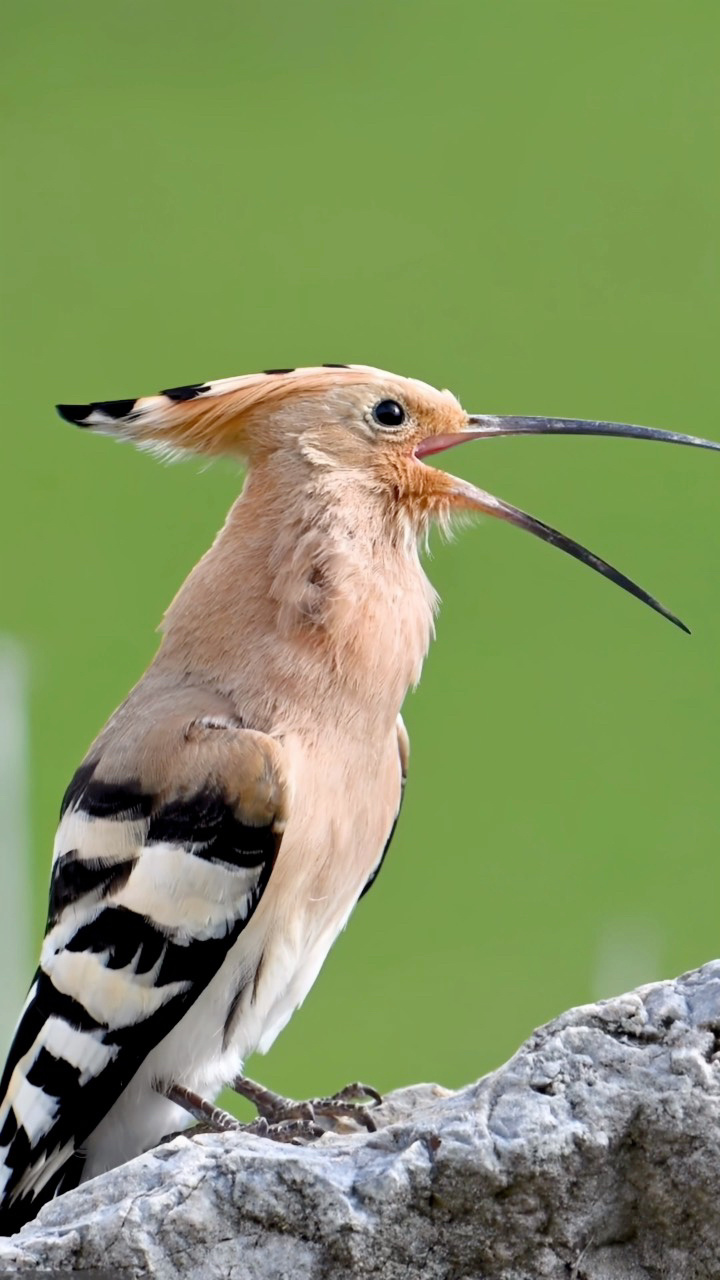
[2, 962, 720, 1279]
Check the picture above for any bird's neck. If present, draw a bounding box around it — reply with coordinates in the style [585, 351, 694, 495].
[156, 459, 438, 733]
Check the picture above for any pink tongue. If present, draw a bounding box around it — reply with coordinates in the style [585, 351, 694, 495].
[415, 431, 486, 460]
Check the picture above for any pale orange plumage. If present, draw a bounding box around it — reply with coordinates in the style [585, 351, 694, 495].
[0, 362, 717, 1234]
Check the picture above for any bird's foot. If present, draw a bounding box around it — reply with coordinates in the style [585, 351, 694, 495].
[162, 1083, 322, 1145]
[230, 1075, 383, 1133]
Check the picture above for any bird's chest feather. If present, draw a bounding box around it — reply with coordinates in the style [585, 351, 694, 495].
[146, 514, 431, 1083]
[208, 726, 402, 1069]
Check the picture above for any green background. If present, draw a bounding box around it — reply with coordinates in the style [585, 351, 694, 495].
[2, 0, 718, 1112]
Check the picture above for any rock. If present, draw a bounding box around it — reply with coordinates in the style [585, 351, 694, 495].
[2, 962, 720, 1279]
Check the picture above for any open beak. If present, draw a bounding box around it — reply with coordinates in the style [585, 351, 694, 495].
[416, 415, 720, 633]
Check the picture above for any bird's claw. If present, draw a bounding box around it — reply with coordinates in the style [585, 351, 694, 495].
[258, 1117, 326, 1145]
[162, 1077, 382, 1151]
[306, 1081, 383, 1132]
[230, 1075, 383, 1134]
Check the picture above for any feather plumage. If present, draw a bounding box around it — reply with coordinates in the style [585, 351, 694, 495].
[0, 715, 287, 1233]
[6, 360, 708, 1235]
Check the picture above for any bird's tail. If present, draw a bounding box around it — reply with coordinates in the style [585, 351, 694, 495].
[0, 974, 85, 1236]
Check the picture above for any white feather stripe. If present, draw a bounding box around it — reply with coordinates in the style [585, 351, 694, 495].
[52, 810, 146, 864]
[72, 398, 171, 431]
[42, 951, 190, 1030]
[41, 905, 105, 961]
[0, 1037, 60, 1141]
[112, 843, 259, 940]
[11, 1138, 76, 1204]
[39, 1018, 118, 1087]
[43, 913, 183, 996]
[6, 1074, 58, 1146]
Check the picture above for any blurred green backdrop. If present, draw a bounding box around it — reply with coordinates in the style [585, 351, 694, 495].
[2, 0, 719, 1111]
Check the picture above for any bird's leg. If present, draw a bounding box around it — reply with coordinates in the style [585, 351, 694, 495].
[161, 1083, 322, 1144]
[230, 1075, 383, 1133]
[166, 1083, 248, 1131]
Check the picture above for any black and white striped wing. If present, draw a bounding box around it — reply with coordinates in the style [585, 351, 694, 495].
[0, 721, 287, 1235]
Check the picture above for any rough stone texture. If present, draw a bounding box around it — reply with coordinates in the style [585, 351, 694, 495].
[2, 963, 720, 1279]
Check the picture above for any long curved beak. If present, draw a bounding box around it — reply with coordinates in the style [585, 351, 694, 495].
[416, 415, 720, 634]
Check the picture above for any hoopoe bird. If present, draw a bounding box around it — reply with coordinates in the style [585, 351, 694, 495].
[0, 363, 718, 1235]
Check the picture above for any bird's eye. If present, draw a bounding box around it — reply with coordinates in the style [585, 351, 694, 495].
[372, 399, 406, 429]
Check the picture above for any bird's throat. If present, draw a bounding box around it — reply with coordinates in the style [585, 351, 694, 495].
[158, 465, 437, 730]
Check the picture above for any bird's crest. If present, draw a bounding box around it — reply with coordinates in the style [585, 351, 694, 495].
[57, 364, 394, 459]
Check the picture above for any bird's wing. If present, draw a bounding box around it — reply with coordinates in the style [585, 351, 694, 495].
[360, 715, 409, 899]
[0, 713, 287, 1234]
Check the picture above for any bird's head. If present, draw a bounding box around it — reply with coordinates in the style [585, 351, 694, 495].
[57, 363, 719, 632]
